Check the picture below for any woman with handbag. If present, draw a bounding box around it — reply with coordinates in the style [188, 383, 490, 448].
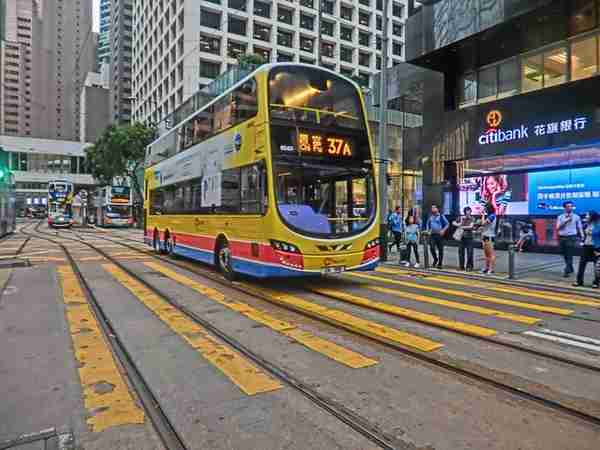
[453, 206, 475, 271]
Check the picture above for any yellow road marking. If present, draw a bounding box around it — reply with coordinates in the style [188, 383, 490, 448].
[144, 262, 376, 369]
[311, 287, 498, 336]
[77, 256, 106, 262]
[240, 283, 443, 353]
[349, 272, 574, 316]
[365, 285, 539, 325]
[376, 267, 600, 307]
[103, 264, 282, 395]
[56, 265, 145, 432]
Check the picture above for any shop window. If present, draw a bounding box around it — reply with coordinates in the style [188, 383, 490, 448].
[570, 0, 597, 35]
[521, 52, 543, 92]
[458, 72, 477, 106]
[544, 46, 568, 87]
[478, 66, 497, 103]
[498, 58, 519, 98]
[571, 35, 599, 81]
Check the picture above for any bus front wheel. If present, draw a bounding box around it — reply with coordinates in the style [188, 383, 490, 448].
[216, 239, 237, 281]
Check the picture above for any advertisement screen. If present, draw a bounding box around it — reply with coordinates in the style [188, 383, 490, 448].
[528, 167, 600, 216]
[460, 167, 600, 216]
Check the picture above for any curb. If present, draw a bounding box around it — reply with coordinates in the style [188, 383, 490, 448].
[381, 262, 600, 300]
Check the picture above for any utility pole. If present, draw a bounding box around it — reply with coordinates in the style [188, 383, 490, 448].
[377, 0, 390, 261]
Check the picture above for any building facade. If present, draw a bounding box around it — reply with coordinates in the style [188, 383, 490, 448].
[406, 0, 600, 248]
[97, 0, 111, 67]
[0, 135, 95, 211]
[0, 0, 96, 141]
[132, 0, 409, 125]
[80, 70, 110, 143]
[108, 0, 133, 124]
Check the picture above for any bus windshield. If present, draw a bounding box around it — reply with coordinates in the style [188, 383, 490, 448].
[269, 66, 364, 130]
[105, 205, 131, 218]
[111, 186, 130, 201]
[269, 67, 375, 238]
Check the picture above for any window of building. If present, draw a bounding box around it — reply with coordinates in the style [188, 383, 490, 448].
[341, 26, 352, 41]
[392, 2, 404, 18]
[341, 6, 353, 21]
[392, 41, 403, 56]
[254, 1, 270, 18]
[357, 72, 369, 86]
[300, 0, 314, 8]
[228, 16, 246, 35]
[322, 42, 335, 58]
[278, 7, 293, 24]
[544, 46, 568, 87]
[376, 36, 382, 50]
[322, 62, 336, 71]
[571, 34, 599, 81]
[300, 14, 314, 30]
[340, 46, 353, 63]
[199, 34, 220, 54]
[498, 58, 519, 98]
[478, 65, 497, 103]
[522, 52, 544, 92]
[376, 15, 382, 31]
[359, 11, 370, 27]
[322, 21, 334, 36]
[200, 60, 220, 78]
[359, 31, 370, 46]
[300, 36, 314, 52]
[359, 52, 370, 67]
[340, 67, 354, 78]
[392, 22, 403, 37]
[322, 0, 334, 15]
[299, 57, 315, 65]
[254, 23, 270, 41]
[570, 0, 598, 35]
[254, 46, 270, 61]
[458, 72, 477, 106]
[200, 10, 221, 29]
[277, 29, 293, 47]
[359, 0, 370, 6]
[228, 0, 246, 11]
[376, 55, 382, 70]
[277, 52, 294, 62]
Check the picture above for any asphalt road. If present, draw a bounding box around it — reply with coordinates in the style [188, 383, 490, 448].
[1, 221, 600, 450]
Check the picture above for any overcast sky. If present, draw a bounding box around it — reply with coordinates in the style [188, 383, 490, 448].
[92, 0, 99, 32]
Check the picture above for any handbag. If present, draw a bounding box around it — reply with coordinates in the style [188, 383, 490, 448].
[453, 227, 464, 241]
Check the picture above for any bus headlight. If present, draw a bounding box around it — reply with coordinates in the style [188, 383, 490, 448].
[270, 240, 301, 254]
[364, 238, 380, 249]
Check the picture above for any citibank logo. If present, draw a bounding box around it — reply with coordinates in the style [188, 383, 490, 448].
[479, 110, 529, 145]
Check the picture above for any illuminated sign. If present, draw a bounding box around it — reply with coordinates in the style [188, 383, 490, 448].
[298, 132, 353, 157]
[478, 112, 588, 146]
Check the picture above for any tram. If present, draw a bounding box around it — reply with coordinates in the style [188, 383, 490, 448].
[47, 180, 75, 228]
[144, 63, 380, 279]
[93, 185, 134, 227]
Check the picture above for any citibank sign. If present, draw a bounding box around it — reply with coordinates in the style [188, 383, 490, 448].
[478, 109, 589, 146]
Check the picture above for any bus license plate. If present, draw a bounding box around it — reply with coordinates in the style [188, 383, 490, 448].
[322, 266, 345, 274]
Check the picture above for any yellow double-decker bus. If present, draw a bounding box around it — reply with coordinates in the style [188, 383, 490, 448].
[144, 63, 380, 279]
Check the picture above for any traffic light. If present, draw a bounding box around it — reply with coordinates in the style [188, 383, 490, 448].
[0, 147, 9, 181]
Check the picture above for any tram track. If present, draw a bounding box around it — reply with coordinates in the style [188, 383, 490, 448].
[56, 225, 600, 429]
[27, 222, 403, 450]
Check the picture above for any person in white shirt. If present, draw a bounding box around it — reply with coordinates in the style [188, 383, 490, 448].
[556, 201, 584, 277]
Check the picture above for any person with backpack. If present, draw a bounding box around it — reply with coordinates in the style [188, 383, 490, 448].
[453, 206, 475, 271]
[574, 211, 600, 288]
[389, 206, 404, 260]
[403, 214, 420, 267]
[480, 203, 497, 275]
[425, 205, 449, 269]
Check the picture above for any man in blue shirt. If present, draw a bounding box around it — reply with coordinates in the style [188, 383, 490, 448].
[389, 206, 404, 257]
[556, 201, 584, 277]
[426, 204, 449, 269]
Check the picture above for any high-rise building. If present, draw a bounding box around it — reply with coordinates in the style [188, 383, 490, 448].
[132, 0, 408, 125]
[97, 0, 111, 67]
[0, 0, 95, 140]
[108, 0, 134, 124]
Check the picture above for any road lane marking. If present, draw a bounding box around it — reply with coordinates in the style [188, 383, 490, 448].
[365, 285, 540, 325]
[376, 267, 600, 307]
[535, 328, 600, 346]
[143, 262, 377, 368]
[56, 265, 145, 432]
[102, 264, 282, 395]
[349, 272, 574, 316]
[240, 283, 443, 352]
[311, 287, 498, 337]
[523, 330, 600, 353]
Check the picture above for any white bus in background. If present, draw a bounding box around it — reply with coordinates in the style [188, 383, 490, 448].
[94, 185, 133, 227]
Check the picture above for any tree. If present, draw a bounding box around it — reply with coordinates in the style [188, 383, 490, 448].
[85, 122, 155, 220]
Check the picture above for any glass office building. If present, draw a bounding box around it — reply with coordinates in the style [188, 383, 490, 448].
[405, 0, 600, 248]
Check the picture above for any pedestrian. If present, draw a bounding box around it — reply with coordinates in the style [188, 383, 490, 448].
[426, 204, 449, 269]
[389, 206, 404, 259]
[480, 203, 497, 274]
[556, 201, 584, 277]
[574, 211, 600, 288]
[453, 206, 475, 271]
[403, 214, 420, 267]
[516, 224, 534, 252]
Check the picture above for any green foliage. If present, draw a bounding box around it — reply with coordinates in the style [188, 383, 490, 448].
[237, 53, 267, 68]
[85, 122, 155, 200]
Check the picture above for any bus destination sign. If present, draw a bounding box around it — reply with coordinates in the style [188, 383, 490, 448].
[297, 131, 353, 157]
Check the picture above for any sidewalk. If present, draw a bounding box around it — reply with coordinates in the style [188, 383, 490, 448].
[385, 244, 600, 295]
